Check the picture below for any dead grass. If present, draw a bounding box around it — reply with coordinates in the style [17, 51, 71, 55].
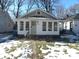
[68, 44, 79, 50]
[10, 38, 79, 59]
[6, 57, 10, 59]
[5, 46, 16, 53]
[47, 42, 54, 47]
[54, 50, 60, 52]
[34, 41, 49, 59]
[36, 41, 46, 59]
[44, 51, 51, 55]
[63, 49, 68, 54]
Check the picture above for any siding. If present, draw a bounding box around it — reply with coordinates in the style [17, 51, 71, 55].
[17, 18, 60, 35]
[0, 9, 14, 33]
[36, 19, 59, 35]
[72, 20, 79, 34]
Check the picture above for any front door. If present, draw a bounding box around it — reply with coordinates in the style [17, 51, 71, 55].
[31, 21, 36, 35]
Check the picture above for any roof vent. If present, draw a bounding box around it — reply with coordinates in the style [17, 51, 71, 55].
[37, 11, 40, 14]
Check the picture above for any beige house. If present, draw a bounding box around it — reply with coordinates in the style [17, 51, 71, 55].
[0, 8, 14, 33]
[16, 9, 61, 36]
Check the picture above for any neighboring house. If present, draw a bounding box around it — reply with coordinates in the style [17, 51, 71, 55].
[63, 14, 79, 34]
[63, 17, 73, 30]
[16, 9, 61, 36]
[72, 14, 79, 34]
[0, 8, 14, 33]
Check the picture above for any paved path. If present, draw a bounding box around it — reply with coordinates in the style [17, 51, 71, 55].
[0, 34, 13, 43]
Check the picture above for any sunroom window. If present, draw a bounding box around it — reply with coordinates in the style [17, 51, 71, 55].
[26, 22, 29, 30]
[42, 22, 46, 31]
[20, 21, 24, 31]
[48, 22, 52, 31]
[54, 22, 58, 31]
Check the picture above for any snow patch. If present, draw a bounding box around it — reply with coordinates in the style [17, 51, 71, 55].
[41, 42, 79, 59]
[0, 40, 32, 59]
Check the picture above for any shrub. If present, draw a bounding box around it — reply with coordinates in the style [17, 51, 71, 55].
[63, 38, 69, 42]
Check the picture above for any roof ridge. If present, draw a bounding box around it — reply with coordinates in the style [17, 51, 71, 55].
[22, 9, 57, 20]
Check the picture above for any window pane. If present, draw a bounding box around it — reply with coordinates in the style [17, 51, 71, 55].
[42, 22, 46, 31]
[26, 22, 29, 30]
[48, 22, 52, 31]
[54, 22, 58, 31]
[20, 21, 24, 31]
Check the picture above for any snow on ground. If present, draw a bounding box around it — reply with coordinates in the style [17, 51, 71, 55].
[40, 42, 79, 59]
[0, 40, 33, 59]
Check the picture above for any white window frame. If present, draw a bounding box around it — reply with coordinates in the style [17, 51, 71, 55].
[42, 22, 46, 31]
[54, 22, 58, 31]
[48, 22, 52, 31]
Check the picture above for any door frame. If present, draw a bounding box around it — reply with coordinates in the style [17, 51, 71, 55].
[31, 21, 36, 35]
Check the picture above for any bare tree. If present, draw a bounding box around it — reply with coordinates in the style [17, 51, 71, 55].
[55, 5, 65, 19]
[26, 0, 35, 13]
[0, 0, 14, 11]
[66, 4, 79, 16]
[33, 0, 60, 14]
[12, 0, 27, 18]
[10, 0, 60, 18]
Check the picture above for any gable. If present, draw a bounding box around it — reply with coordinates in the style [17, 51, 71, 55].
[22, 9, 57, 20]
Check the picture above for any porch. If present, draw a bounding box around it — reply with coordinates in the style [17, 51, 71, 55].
[17, 20, 37, 36]
[16, 18, 60, 36]
[59, 20, 75, 34]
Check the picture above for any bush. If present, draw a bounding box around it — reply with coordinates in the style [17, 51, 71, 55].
[63, 38, 69, 42]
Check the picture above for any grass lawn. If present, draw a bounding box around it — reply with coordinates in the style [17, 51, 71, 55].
[30, 39, 79, 59]
[0, 39, 33, 59]
[0, 38, 79, 59]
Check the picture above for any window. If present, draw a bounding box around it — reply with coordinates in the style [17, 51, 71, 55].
[48, 22, 52, 31]
[54, 22, 58, 31]
[37, 11, 40, 14]
[42, 22, 46, 31]
[26, 22, 29, 30]
[20, 21, 24, 31]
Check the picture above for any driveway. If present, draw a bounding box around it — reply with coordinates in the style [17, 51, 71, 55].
[0, 34, 13, 43]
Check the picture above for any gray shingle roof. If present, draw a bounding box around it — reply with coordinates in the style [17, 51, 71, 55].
[22, 9, 57, 20]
